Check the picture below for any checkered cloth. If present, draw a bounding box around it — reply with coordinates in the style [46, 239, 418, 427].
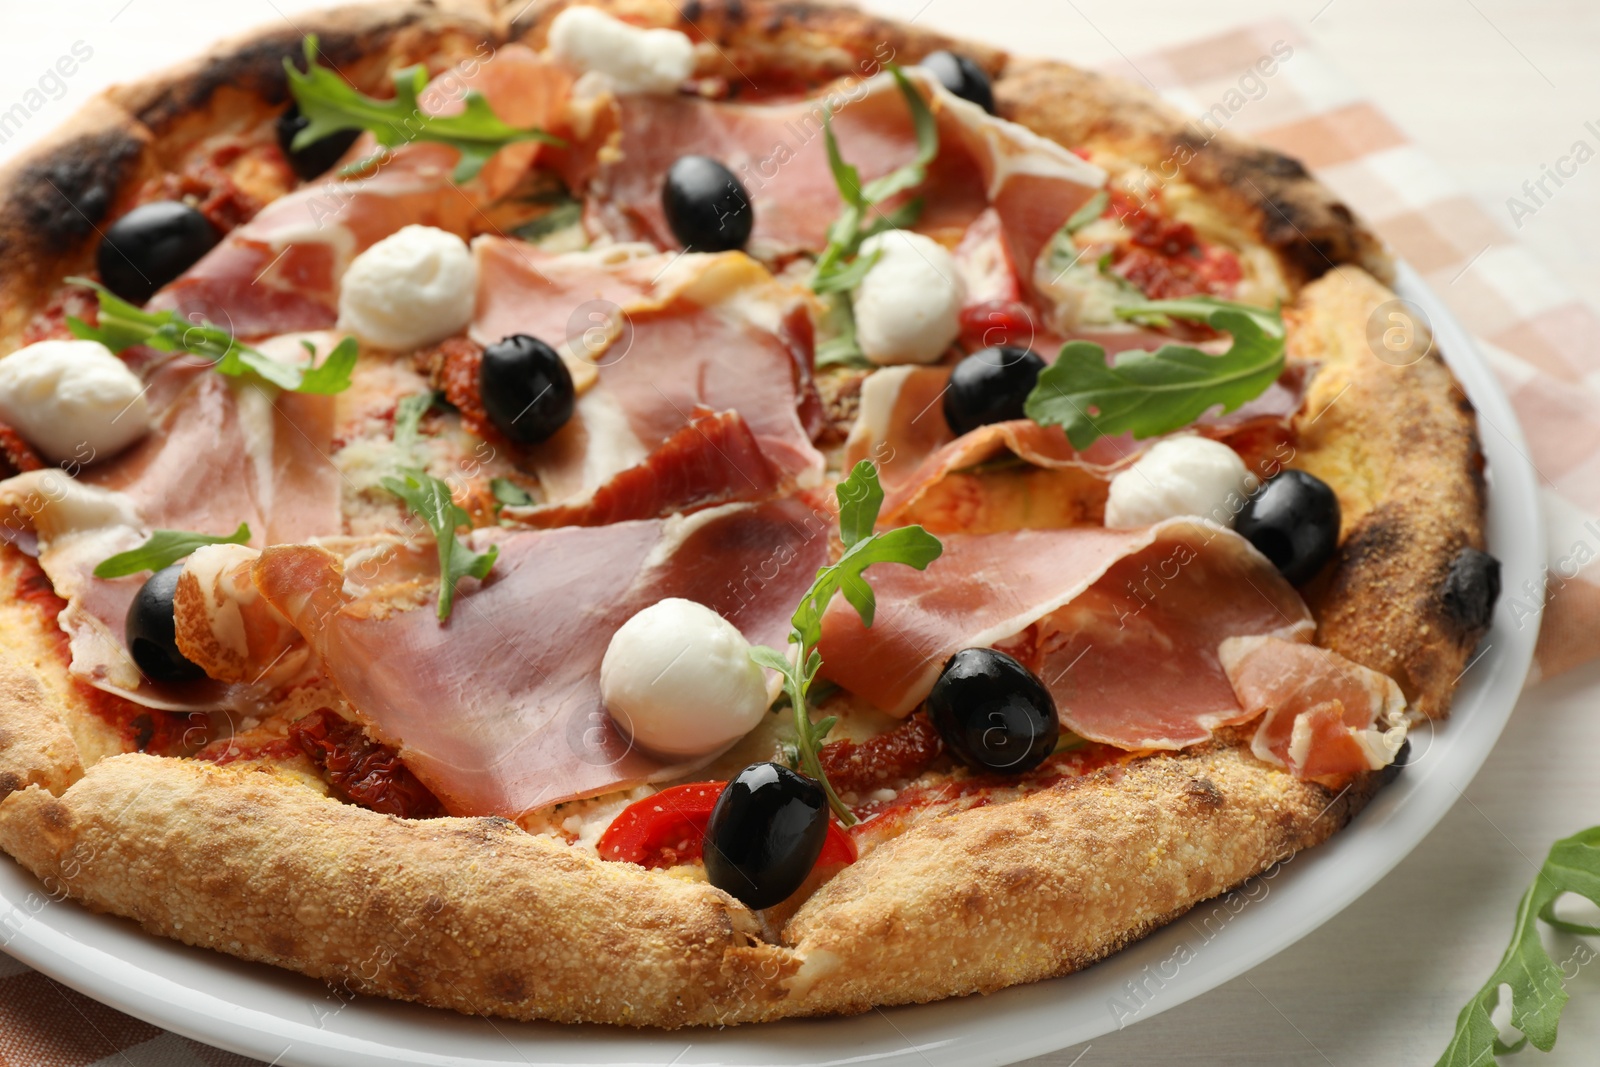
[3, 19, 1592, 1067]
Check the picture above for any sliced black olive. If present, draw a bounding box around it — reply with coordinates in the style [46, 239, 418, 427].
[943, 345, 1046, 437]
[925, 648, 1059, 774]
[1441, 546, 1501, 632]
[662, 156, 753, 252]
[704, 762, 828, 910]
[919, 50, 996, 114]
[479, 334, 575, 445]
[126, 564, 205, 683]
[275, 103, 363, 182]
[96, 201, 220, 306]
[1234, 470, 1341, 586]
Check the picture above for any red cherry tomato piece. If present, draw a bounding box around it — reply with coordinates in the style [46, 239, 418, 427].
[958, 299, 1038, 352]
[597, 780, 856, 870]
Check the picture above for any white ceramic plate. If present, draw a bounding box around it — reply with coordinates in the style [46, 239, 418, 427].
[0, 262, 1543, 1067]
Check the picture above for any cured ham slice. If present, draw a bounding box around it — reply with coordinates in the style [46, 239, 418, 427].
[515, 409, 780, 528]
[152, 45, 572, 338]
[844, 360, 1305, 529]
[252, 500, 833, 816]
[151, 145, 482, 337]
[594, 69, 1103, 278]
[472, 240, 825, 521]
[0, 342, 342, 710]
[817, 519, 1312, 752]
[1221, 635, 1408, 784]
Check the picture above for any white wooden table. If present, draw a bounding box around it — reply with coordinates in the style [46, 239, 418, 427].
[1, 2, 1596, 1064]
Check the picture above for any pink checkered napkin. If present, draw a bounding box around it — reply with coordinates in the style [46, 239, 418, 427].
[2, 20, 1592, 1066]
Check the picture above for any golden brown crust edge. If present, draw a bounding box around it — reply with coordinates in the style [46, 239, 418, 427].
[0, 0, 1487, 1031]
[0, 745, 1373, 1025]
[1288, 267, 1489, 718]
[0, 1, 499, 352]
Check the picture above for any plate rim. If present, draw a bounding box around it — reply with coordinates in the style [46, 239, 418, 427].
[0, 260, 1545, 1067]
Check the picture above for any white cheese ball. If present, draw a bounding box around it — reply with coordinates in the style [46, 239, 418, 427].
[337, 225, 477, 351]
[0, 340, 149, 465]
[548, 6, 696, 95]
[1104, 435, 1253, 529]
[852, 230, 966, 365]
[600, 598, 769, 759]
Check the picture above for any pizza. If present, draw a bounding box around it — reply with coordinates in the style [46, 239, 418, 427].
[0, 0, 1501, 1029]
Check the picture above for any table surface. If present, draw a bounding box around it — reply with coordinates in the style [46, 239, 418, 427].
[2, 1, 1598, 1064]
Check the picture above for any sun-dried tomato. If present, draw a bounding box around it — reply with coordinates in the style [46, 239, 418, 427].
[817, 712, 944, 796]
[290, 708, 444, 819]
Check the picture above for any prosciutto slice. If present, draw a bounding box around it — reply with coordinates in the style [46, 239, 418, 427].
[816, 519, 1313, 751]
[151, 45, 572, 338]
[1222, 635, 1408, 784]
[0, 343, 342, 709]
[594, 69, 1104, 277]
[252, 499, 832, 816]
[473, 240, 825, 522]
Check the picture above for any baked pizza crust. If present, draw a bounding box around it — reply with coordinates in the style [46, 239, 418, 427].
[0, 741, 1375, 1024]
[0, 0, 1488, 1028]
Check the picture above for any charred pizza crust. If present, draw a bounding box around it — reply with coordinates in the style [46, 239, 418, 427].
[0, 0, 1487, 1029]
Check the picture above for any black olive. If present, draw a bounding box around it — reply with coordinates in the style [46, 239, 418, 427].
[662, 156, 753, 252]
[1379, 737, 1413, 786]
[96, 201, 220, 306]
[275, 103, 363, 182]
[479, 334, 575, 445]
[925, 648, 1059, 774]
[1234, 470, 1341, 586]
[125, 564, 205, 684]
[919, 50, 996, 114]
[704, 762, 829, 910]
[943, 346, 1046, 437]
[1441, 546, 1501, 632]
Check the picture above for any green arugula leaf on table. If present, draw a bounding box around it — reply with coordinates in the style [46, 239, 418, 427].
[1023, 304, 1285, 451]
[93, 523, 252, 579]
[285, 35, 563, 183]
[381, 470, 499, 621]
[748, 461, 942, 824]
[66, 279, 357, 396]
[1438, 826, 1600, 1066]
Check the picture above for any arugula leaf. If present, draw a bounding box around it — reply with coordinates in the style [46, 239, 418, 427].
[1437, 827, 1600, 1066]
[66, 279, 357, 395]
[810, 66, 938, 293]
[93, 523, 251, 579]
[380, 470, 499, 621]
[814, 293, 873, 369]
[511, 197, 584, 243]
[748, 461, 942, 823]
[392, 391, 437, 454]
[1024, 307, 1285, 450]
[1114, 294, 1284, 338]
[490, 476, 535, 509]
[1063, 189, 1111, 236]
[285, 35, 563, 184]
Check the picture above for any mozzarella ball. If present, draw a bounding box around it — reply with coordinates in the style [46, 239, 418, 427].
[0, 340, 149, 465]
[1104, 435, 1253, 529]
[600, 598, 769, 759]
[852, 230, 966, 365]
[548, 6, 696, 95]
[336, 225, 477, 351]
